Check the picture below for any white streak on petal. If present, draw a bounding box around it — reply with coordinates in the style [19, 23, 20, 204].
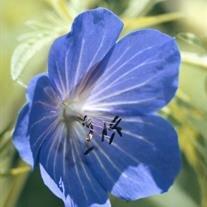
[112, 143, 140, 163]
[86, 97, 158, 109]
[53, 123, 65, 180]
[86, 35, 105, 72]
[87, 69, 166, 104]
[56, 61, 66, 97]
[94, 46, 130, 87]
[46, 131, 58, 167]
[74, 38, 86, 86]
[33, 120, 59, 148]
[30, 114, 57, 131]
[63, 129, 67, 176]
[89, 59, 162, 100]
[74, 124, 114, 185]
[95, 45, 154, 89]
[72, 129, 102, 199]
[65, 48, 71, 92]
[122, 130, 154, 146]
[44, 87, 61, 103]
[92, 150, 114, 183]
[35, 101, 58, 110]
[93, 140, 122, 174]
[70, 132, 89, 201]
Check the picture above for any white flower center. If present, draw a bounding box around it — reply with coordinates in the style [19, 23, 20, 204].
[61, 99, 84, 124]
[58, 98, 123, 155]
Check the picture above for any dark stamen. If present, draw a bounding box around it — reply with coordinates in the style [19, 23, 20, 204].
[113, 118, 122, 128]
[109, 117, 122, 137]
[109, 116, 119, 128]
[84, 146, 94, 155]
[102, 123, 107, 142]
[116, 126, 123, 137]
[109, 132, 115, 144]
[83, 115, 87, 121]
[112, 116, 119, 123]
[82, 115, 123, 146]
[86, 119, 92, 128]
[82, 115, 87, 126]
[101, 134, 104, 142]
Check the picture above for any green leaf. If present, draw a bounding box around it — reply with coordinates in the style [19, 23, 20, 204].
[0, 162, 29, 207]
[189, 114, 207, 140]
[177, 33, 203, 47]
[179, 60, 207, 113]
[10, 12, 70, 84]
[123, 0, 164, 17]
[0, 165, 31, 176]
[181, 51, 207, 70]
[0, 128, 30, 207]
[66, 0, 101, 16]
[11, 36, 52, 82]
[44, 0, 74, 20]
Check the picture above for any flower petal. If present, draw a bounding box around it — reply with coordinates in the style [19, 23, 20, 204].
[13, 73, 48, 167]
[39, 125, 110, 207]
[27, 74, 110, 206]
[26, 73, 48, 103]
[85, 115, 180, 200]
[13, 104, 34, 166]
[28, 75, 60, 163]
[85, 29, 181, 115]
[40, 164, 65, 200]
[48, 8, 123, 97]
[40, 164, 111, 207]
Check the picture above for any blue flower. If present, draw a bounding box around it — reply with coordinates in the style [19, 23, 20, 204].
[13, 8, 181, 207]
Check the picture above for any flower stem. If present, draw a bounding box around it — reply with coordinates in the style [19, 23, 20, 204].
[0, 166, 31, 176]
[123, 12, 184, 29]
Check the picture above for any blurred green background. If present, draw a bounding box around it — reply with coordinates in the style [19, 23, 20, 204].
[0, 0, 206, 207]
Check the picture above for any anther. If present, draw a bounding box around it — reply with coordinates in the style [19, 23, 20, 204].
[84, 146, 94, 155]
[112, 116, 119, 123]
[102, 123, 107, 142]
[113, 118, 122, 128]
[82, 115, 86, 126]
[116, 126, 123, 137]
[109, 116, 119, 128]
[109, 117, 122, 137]
[83, 115, 87, 121]
[109, 132, 115, 144]
[86, 121, 92, 128]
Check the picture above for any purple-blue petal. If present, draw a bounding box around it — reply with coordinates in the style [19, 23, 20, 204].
[40, 164, 65, 200]
[85, 115, 180, 200]
[26, 73, 48, 103]
[13, 73, 48, 167]
[27, 74, 110, 206]
[39, 126, 110, 207]
[13, 104, 34, 167]
[40, 164, 111, 207]
[12, 7, 181, 207]
[28, 74, 59, 164]
[48, 8, 123, 97]
[85, 29, 181, 115]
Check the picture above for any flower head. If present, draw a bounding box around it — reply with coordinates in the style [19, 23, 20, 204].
[13, 8, 181, 207]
